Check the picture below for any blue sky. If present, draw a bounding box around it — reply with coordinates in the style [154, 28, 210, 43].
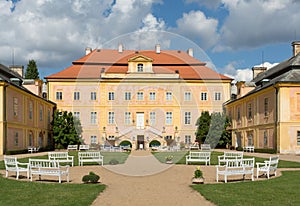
[0, 0, 298, 81]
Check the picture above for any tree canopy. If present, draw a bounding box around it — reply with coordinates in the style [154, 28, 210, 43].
[25, 59, 39, 79]
[52, 110, 82, 149]
[195, 111, 231, 148]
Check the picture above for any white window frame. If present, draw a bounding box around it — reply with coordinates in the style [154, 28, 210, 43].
[214, 92, 221, 101]
[91, 92, 97, 100]
[125, 92, 131, 100]
[201, 92, 207, 101]
[150, 112, 156, 126]
[108, 92, 115, 101]
[90, 136, 97, 144]
[39, 105, 43, 121]
[91, 112, 97, 124]
[184, 92, 191, 101]
[185, 135, 191, 144]
[184, 112, 191, 125]
[108, 112, 115, 124]
[56, 91, 62, 100]
[125, 112, 131, 125]
[74, 112, 80, 120]
[166, 92, 172, 101]
[166, 112, 173, 125]
[137, 92, 144, 100]
[137, 63, 143, 72]
[149, 92, 156, 101]
[74, 91, 80, 100]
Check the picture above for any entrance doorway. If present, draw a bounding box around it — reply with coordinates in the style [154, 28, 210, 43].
[136, 113, 144, 129]
[137, 135, 144, 150]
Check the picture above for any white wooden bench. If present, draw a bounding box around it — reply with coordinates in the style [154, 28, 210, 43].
[186, 151, 211, 165]
[243, 146, 254, 152]
[28, 146, 40, 153]
[216, 158, 255, 183]
[201, 144, 211, 151]
[79, 145, 90, 150]
[48, 152, 74, 167]
[218, 151, 243, 165]
[78, 151, 103, 166]
[189, 145, 199, 150]
[29, 159, 69, 183]
[4, 155, 29, 180]
[67, 145, 78, 151]
[256, 155, 279, 179]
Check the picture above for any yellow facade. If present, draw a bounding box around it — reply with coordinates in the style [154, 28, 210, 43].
[46, 48, 232, 149]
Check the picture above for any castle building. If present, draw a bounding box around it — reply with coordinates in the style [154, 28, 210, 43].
[0, 64, 56, 155]
[45, 45, 232, 149]
[224, 41, 300, 154]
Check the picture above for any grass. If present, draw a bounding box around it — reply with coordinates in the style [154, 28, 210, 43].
[0, 175, 106, 206]
[192, 171, 300, 206]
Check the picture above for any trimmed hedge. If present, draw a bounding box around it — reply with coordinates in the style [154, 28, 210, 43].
[82, 172, 100, 184]
[254, 148, 277, 154]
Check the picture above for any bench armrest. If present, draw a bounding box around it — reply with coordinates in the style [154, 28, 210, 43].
[256, 162, 267, 167]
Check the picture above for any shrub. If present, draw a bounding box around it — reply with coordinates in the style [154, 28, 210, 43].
[254, 148, 277, 154]
[82, 172, 100, 183]
[109, 159, 119, 165]
[236, 146, 243, 151]
[194, 166, 203, 178]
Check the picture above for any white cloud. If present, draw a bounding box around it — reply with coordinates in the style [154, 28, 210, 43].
[170, 10, 219, 49]
[215, 0, 300, 51]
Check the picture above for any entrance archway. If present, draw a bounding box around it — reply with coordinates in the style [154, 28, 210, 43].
[149, 140, 161, 147]
[119, 140, 132, 148]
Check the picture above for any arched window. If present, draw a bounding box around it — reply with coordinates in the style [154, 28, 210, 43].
[137, 64, 143, 72]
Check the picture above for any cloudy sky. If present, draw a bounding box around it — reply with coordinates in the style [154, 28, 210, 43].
[1, 0, 299, 81]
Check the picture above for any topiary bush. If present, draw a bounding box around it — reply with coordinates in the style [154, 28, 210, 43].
[82, 171, 100, 183]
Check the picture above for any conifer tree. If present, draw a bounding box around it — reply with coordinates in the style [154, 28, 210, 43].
[25, 59, 39, 79]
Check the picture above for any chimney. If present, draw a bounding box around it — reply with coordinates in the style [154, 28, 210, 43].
[9, 65, 24, 78]
[155, 44, 161, 54]
[118, 43, 124, 53]
[292, 41, 300, 56]
[85, 47, 92, 55]
[252, 66, 267, 79]
[187, 48, 193, 57]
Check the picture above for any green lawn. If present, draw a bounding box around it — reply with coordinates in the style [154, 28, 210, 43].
[192, 171, 300, 206]
[0, 175, 106, 206]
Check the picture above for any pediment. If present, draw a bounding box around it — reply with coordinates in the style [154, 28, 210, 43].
[128, 55, 153, 62]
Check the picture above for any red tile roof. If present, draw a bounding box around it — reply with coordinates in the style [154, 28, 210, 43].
[46, 49, 232, 80]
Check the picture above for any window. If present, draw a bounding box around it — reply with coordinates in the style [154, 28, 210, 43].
[91, 112, 97, 124]
[74, 112, 80, 120]
[184, 112, 191, 125]
[125, 92, 131, 100]
[247, 134, 253, 146]
[215, 92, 221, 101]
[39, 105, 43, 121]
[248, 103, 252, 120]
[29, 101, 33, 120]
[166, 92, 172, 101]
[13, 97, 18, 117]
[150, 112, 156, 125]
[264, 131, 268, 147]
[165, 135, 172, 140]
[264, 98, 269, 117]
[201, 92, 207, 101]
[125, 112, 131, 125]
[90, 136, 97, 144]
[74, 91, 80, 100]
[108, 136, 115, 140]
[108, 112, 115, 124]
[56, 91, 62, 100]
[91, 92, 97, 100]
[137, 92, 144, 100]
[14, 132, 19, 146]
[184, 92, 191, 101]
[237, 107, 241, 122]
[108, 92, 115, 100]
[185, 135, 191, 144]
[149, 92, 156, 100]
[137, 64, 143, 72]
[166, 112, 173, 125]
[297, 131, 300, 145]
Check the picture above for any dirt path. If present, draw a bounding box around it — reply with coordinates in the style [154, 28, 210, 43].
[91, 150, 215, 206]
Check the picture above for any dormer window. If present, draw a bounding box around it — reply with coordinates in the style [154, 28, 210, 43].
[137, 64, 143, 72]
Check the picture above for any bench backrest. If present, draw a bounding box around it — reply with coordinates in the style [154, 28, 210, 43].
[267, 156, 279, 168]
[79, 145, 90, 150]
[4, 156, 17, 168]
[48, 152, 68, 159]
[29, 159, 58, 168]
[68, 145, 78, 150]
[224, 152, 243, 158]
[189, 151, 210, 158]
[201, 144, 211, 151]
[225, 158, 254, 168]
[78, 151, 101, 158]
